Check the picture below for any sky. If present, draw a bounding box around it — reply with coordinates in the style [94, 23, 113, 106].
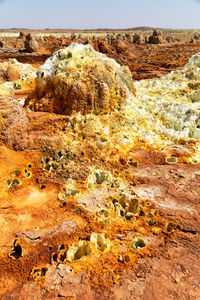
[0, 0, 200, 29]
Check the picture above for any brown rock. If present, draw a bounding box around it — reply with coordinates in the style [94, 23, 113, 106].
[153, 29, 162, 36]
[148, 35, 164, 44]
[148, 30, 165, 44]
[133, 33, 144, 45]
[98, 40, 109, 53]
[24, 33, 39, 53]
[18, 31, 26, 39]
[166, 35, 175, 43]
[44, 266, 95, 300]
[115, 40, 128, 53]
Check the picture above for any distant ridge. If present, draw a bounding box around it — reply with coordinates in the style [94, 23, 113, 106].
[123, 26, 158, 31]
[0, 26, 163, 33]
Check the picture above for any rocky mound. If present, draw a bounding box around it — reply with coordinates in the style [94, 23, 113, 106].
[25, 43, 136, 115]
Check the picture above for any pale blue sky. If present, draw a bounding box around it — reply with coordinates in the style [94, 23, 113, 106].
[0, 0, 200, 29]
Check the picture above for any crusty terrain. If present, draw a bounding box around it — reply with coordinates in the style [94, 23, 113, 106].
[0, 32, 199, 300]
[1, 29, 200, 81]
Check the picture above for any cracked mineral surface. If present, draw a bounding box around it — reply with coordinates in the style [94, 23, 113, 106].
[0, 40, 200, 300]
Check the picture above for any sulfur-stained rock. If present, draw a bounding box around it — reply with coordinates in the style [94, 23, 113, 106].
[0, 95, 29, 150]
[25, 43, 136, 115]
[0, 59, 36, 96]
[0, 58, 36, 82]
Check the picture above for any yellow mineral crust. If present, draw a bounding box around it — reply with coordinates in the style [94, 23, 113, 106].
[0, 58, 36, 96]
[0, 82, 13, 97]
[25, 43, 136, 115]
[129, 52, 200, 143]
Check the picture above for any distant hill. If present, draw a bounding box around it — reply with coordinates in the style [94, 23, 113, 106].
[126, 26, 157, 31]
[0, 26, 163, 33]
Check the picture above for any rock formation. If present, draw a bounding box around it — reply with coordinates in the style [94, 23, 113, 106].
[18, 31, 26, 39]
[148, 29, 164, 44]
[98, 40, 109, 53]
[132, 33, 144, 45]
[0, 59, 36, 95]
[24, 33, 39, 53]
[25, 43, 136, 115]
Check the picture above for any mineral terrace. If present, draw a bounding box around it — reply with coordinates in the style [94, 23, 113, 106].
[0, 31, 199, 300]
